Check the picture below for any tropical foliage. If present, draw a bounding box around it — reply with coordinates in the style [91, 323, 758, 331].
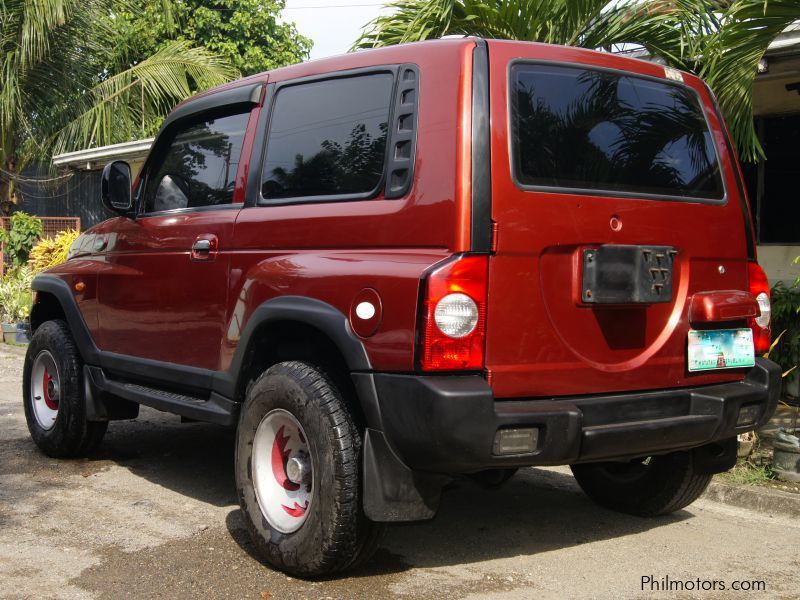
[118, 0, 311, 77]
[355, 0, 800, 162]
[0, 0, 310, 210]
[0, 0, 236, 208]
[0, 212, 42, 267]
[769, 261, 800, 390]
[28, 229, 80, 274]
[0, 267, 33, 323]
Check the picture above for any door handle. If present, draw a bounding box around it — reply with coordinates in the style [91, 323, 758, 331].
[190, 235, 218, 261]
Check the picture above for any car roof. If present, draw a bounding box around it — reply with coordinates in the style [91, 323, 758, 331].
[176, 37, 478, 110]
[175, 37, 701, 111]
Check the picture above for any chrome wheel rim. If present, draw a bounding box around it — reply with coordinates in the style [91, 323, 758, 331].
[30, 350, 60, 430]
[252, 409, 313, 534]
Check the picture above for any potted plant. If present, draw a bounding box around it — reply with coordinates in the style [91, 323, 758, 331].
[765, 258, 800, 480]
[773, 412, 800, 482]
[0, 267, 32, 344]
[0, 212, 46, 344]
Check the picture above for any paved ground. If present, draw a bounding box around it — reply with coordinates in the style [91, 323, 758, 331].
[1, 344, 799, 599]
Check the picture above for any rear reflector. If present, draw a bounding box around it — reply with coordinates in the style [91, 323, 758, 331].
[737, 404, 762, 427]
[747, 262, 771, 354]
[493, 428, 539, 455]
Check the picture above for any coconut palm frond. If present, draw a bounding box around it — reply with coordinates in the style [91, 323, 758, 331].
[701, 0, 800, 161]
[51, 41, 239, 157]
[353, 0, 457, 49]
[354, 0, 800, 161]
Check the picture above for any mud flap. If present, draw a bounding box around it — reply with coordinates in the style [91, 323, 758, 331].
[84, 366, 139, 421]
[363, 428, 449, 522]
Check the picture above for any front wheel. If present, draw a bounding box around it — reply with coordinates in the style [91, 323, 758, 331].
[22, 320, 107, 457]
[571, 452, 712, 516]
[235, 361, 384, 577]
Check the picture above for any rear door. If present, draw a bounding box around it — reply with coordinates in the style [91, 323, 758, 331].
[485, 41, 753, 398]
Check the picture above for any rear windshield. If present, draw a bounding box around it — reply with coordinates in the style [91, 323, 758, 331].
[510, 63, 725, 201]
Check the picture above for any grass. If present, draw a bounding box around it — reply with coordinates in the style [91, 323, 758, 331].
[717, 460, 776, 486]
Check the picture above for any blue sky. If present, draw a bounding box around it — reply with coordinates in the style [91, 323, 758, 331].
[282, 1, 390, 60]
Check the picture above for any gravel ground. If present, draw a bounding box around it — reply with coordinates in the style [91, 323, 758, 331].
[1, 344, 799, 599]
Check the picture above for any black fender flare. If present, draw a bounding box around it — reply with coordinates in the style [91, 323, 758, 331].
[212, 296, 372, 400]
[214, 296, 445, 522]
[30, 275, 100, 365]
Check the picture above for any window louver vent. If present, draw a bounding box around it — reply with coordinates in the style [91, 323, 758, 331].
[385, 65, 419, 199]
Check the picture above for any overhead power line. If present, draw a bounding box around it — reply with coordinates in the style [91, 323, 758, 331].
[200, 3, 386, 10]
[283, 3, 386, 8]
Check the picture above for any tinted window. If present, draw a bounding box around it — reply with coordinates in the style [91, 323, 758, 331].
[511, 64, 724, 200]
[261, 73, 393, 200]
[144, 111, 250, 213]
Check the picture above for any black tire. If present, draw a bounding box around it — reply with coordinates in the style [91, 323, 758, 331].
[22, 320, 107, 457]
[571, 452, 712, 517]
[235, 361, 385, 577]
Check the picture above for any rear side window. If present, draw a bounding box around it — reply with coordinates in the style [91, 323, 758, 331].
[261, 73, 394, 201]
[144, 111, 250, 213]
[510, 63, 725, 201]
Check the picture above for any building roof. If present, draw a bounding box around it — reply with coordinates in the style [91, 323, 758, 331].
[767, 21, 800, 55]
[52, 137, 153, 171]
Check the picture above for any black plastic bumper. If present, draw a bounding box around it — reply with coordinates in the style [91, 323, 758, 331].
[360, 358, 780, 474]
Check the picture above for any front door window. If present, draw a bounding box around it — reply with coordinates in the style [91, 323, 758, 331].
[144, 112, 250, 213]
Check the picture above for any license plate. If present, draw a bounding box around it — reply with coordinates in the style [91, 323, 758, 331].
[687, 328, 755, 372]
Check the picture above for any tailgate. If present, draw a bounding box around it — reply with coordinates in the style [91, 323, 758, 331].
[483, 41, 754, 398]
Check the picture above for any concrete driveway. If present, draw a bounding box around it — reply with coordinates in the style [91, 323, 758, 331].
[1, 344, 798, 599]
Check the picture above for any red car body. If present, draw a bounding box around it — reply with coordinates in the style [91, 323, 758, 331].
[30, 38, 779, 522]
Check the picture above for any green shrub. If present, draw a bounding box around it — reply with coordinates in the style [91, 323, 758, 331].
[0, 267, 33, 323]
[0, 212, 43, 267]
[770, 262, 800, 385]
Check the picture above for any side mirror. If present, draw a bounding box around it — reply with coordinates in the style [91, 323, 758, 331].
[101, 160, 133, 215]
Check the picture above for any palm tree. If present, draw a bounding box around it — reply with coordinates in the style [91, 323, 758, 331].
[0, 0, 238, 210]
[354, 0, 800, 162]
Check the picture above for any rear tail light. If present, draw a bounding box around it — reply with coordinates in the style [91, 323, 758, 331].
[747, 261, 771, 354]
[418, 254, 488, 371]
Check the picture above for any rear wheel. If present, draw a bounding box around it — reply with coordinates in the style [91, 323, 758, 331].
[571, 452, 712, 516]
[22, 320, 107, 457]
[235, 361, 384, 577]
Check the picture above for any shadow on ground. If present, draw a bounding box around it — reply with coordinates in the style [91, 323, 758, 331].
[12, 407, 690, 580]
[87, 410, 688, 570]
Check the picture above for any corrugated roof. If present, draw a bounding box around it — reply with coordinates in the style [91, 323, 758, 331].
[52, 138, 154, 170]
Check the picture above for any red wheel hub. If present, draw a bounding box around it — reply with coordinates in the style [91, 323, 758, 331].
[42, 370, 58, 410]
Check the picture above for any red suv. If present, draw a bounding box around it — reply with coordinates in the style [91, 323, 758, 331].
[24, 38, 779, 576]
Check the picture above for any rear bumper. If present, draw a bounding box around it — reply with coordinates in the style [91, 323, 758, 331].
[361, 358, 780, 474]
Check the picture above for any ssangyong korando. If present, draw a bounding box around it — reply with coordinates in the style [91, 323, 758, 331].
[24, 38, 779, 576]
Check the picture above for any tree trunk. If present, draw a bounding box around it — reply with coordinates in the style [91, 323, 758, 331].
[1, 157, 17, 215]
